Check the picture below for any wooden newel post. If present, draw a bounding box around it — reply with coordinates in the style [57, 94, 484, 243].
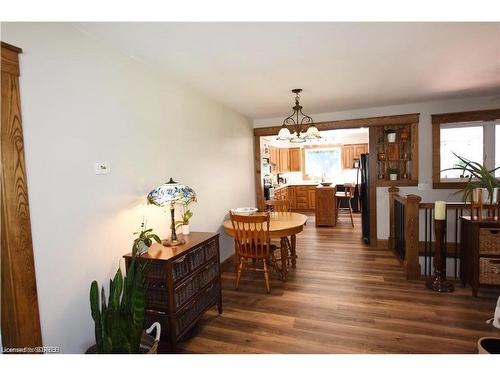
[405, 194, 421, 280]
[388, 186, 400, 249]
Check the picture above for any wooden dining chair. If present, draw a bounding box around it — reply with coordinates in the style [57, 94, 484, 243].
[229, 211, 280, 293]
[335, 183, 355, 227]
[265, 199, 291, 213]
[265, 199, 293, 266]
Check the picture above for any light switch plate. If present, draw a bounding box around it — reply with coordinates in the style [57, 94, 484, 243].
[94, 162, 111, 175]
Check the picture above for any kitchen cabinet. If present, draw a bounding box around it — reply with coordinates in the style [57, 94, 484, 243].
[342, 143, 368, 169]
[289, 148, 302, 172]
[308, 189, 316, 209]
[315, 186, 335, 226]
[279, 148, 290, 172]
[269, 147, 279, 174]
[268, 146, 302, 173]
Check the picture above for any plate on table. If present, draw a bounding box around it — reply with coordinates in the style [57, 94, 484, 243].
[231, 207, 259, 215]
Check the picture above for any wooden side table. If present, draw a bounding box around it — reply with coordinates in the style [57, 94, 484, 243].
[460, 217, 500, 296]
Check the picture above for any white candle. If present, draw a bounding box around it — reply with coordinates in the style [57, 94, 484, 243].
[434, 201, 446, 220]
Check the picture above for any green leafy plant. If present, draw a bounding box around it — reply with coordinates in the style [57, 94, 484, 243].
[89, 226, 160, 353]
[387, 168, 399, 174]
[175, 207, 193, 228]
[441, 153, 500, 204]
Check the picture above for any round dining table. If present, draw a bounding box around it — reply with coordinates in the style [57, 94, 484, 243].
[222, 211, 308, 280]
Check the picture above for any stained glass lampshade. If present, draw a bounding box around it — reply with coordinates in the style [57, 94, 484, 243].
[147, 178, 196, 247]
[147, 178, 197, 207]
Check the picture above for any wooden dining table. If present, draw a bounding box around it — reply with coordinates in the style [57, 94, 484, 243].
[222, 211, 308, 280]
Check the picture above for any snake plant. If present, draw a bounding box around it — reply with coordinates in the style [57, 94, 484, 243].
[89, 227, 160, 353]
[441, 153, 500, 204]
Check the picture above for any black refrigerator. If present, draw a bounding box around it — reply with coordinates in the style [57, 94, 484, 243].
[360, 153, 370, 244]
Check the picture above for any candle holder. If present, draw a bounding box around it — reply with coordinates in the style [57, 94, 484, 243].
[426, 219, 454, 292]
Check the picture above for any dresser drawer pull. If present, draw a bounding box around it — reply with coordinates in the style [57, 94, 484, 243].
[174, 255, 186, 264]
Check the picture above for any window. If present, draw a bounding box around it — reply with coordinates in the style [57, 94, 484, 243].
[440, 124, 483, 180]
[304, 147, 341, 181]
[431, 109, 500, 188]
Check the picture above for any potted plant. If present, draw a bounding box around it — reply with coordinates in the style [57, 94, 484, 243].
[385, 129, 397, 143]
[134, 220, 161, 254]
[442, 153, 500, 204]
[388, 168, 399, 181]
[87, 227, 161, 353]
[176, 205, 193, 235]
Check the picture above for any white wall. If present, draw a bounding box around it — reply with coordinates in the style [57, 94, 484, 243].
[255, 95, 500, 239]
[1, 23, 255, 353]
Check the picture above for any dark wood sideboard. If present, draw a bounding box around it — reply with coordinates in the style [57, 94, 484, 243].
[124, 232, 222, 352]
[460, 217, 500, 296]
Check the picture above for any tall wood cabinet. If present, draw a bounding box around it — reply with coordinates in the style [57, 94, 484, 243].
[269, 147, 302, 173]
[289, 148, 301, 172]
[124, 232, 222, 352]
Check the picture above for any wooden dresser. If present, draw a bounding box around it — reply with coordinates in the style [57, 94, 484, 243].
[315, 186, 336, 227]
[124, 232, 222, 351]
[460, 217, 500, 296]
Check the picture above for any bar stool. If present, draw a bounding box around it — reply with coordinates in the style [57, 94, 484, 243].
[335, 183, 355, 227]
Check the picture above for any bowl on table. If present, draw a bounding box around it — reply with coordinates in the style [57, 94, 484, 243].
[320, 182, 333, 186]
[231, 207, 259, 215]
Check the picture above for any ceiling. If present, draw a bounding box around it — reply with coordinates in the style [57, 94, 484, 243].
[75, 22, 500, 119]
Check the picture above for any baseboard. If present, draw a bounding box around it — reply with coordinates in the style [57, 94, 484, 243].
[376, 239, 389, 249]
[220, 254, 235, 272]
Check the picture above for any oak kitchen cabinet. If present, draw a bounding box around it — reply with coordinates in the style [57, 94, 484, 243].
[342, 143, 368, 169]
[276, 185, 316, 210]
[289, 148, 301, 172]
[269, 147, 302, 173]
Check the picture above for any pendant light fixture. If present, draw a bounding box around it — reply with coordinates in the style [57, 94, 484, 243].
[277, 88, 320, 143]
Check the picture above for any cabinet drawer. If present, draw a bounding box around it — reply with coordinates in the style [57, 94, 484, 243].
[176, 282, 219, 336]
[174, 261, 219, 310]
[172, 244, 207, 283]
[479, 258, 500, 285]
[146, 283, 169, 309]
[295, 196, 307, 203]
[479, 228, 500, 255]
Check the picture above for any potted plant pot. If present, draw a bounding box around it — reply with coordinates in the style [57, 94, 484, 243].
[389, 173, 398, 181]
[386, 130, 396, 143]
[477, 337, 500, 354]
[182, 224, 190, 235]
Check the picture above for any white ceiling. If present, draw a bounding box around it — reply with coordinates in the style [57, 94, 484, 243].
[75, 22, 500, 119]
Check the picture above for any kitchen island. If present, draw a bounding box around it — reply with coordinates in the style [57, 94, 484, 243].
[274, 182, 319, 210]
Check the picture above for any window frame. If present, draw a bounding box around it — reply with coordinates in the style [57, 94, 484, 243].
[302, 145, 342, 181]
[431, 109, 500, 189]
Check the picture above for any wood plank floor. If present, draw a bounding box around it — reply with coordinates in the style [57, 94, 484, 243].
[178, 214, 500, 353]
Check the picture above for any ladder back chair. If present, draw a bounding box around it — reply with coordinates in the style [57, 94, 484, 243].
[265, 199, 293, 272]
[335, 183, 355, 227]
[229, 211, 280, 293]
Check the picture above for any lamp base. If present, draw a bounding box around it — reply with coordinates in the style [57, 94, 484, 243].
[162, 238, 186, 247]
[426, 276, 454, 293]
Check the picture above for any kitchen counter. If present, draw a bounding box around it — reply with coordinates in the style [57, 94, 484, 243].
[274, 182, 320, 190]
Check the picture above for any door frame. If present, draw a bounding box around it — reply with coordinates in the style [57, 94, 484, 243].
[1, 41, 43, 350]
[253, 113, 420, 247]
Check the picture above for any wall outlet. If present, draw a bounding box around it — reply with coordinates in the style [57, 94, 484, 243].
[94, 162, 111, 175]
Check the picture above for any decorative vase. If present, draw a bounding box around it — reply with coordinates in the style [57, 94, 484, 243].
[389, 173, 398, 181]
[182, 224, 190, 235]
[400, 131, 409, 142]
[387, 133, 396, 143]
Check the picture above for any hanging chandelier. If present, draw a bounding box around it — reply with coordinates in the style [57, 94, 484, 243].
[277, 88, 320, 143]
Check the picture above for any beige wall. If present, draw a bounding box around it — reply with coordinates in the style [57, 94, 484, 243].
[1, 22, 255, 353]
[255, 95, 500, 238]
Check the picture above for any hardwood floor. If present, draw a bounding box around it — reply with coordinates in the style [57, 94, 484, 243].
[178, 214, 500, 353]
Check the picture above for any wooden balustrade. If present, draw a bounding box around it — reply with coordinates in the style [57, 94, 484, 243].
[388, 188, 422, 280]
[388, 186, 498, 280]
